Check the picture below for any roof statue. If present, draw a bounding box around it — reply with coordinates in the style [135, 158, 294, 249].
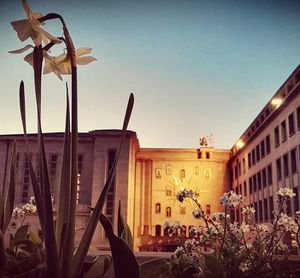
[199, 132, 215, 148]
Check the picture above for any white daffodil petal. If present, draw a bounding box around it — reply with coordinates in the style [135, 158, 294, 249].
[8, 44, 33, 54]
[43, 61, 52, 74]
[75, 47, 92, 56]
[24, 52, 33, 66]
[53, 69, 63, 81]
[22, 0, 31, 17]
[11, 19, 31, 41]
[36, 26, 61, 44]
[31, 12, 43, 20]
[76, 56, 97, 65]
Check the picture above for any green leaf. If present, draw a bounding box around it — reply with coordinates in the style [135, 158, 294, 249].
[3, 142, 16, 232]
[71, 93, 134, 278]
[118, 200, 125, 237]
[29, 231, 43, 246]
[14, 225, 29, 242]
[140, 258, 167, 278]
[118, 200, 134, 249]
[99, 213, 140, 278]
[121, 224, 134, 250]
[56, 87, 71, 269]
[83, 255, 112, 278]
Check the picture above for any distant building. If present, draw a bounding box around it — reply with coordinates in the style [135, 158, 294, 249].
[0, 65, 300, 251]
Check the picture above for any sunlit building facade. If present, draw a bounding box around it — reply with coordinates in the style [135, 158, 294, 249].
[229, 65, 300, 223]
[0, 65, 300, 251]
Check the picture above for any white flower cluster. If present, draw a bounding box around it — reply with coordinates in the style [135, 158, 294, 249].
[211, 212, 227, 222]
[12, 196, 37, 220]
[220, 191, 244, 208]
[176, 188, 194, 202]
[163, 220, 181, 234]
[239, 260, 251, 272]
[277, 187, 296, 198]
[192, 208, 203, 219]
[277, 213, 298, 233]
[240, 222, 250, 233]
[241, 206, 255, 215]
[257, 224, 269, 233]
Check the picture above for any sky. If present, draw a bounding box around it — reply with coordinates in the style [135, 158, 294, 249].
[0, 0, 299, 149]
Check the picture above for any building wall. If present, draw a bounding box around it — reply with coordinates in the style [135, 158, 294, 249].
[229, 66, 300, 223]
[133, 147, 230, 250]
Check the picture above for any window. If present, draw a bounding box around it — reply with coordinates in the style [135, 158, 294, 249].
[262, 168, 267, 188]
[242, 158, 246, 173]
[269, 196, 274, 220]
[291, 148, 297, 174]
[251, 149, 256, 166]
[256, 145, 260, 162]
[283, 153, 289, 177]
[267, 164, 272, 185]
[254, 202, 258, 221]
[180, 204, 186, 215]
[165, 186, 172, 196]
[288, 112, 295, 136]
[155, 203, 161, 214]
[249, 177, 253, 194]
[260, 140, 265, 158]
[166, 165, 172, 175]
[294, 188, 299, 213]
[166, 207, 171, 217]
[297, 106, 300, 130]
[155, 225, 161, 236]
[257, 171, 262, 191]
[243, 181, 247, 196]
[238, 162, 241, 176]
[22, 153, 32, 203]
[274, 126, 280, 147]
[205, 204, 211, 216]
[276, 158, 282, 181]
[281, 120, 287, 142]
[253, 175, 257, 192]
[266, 135, 271, 154]
[206, 152, 210, 159]
[180, 169, 185, 179]
[264, 198, 268, 221]
[106, 149, 116, 224]
[248, 153, 252, 168]
[259, 200, 263, 222]
[155, 168, 162, 178]
[204, 169, 211, 179]
[76, 154, 83, 204]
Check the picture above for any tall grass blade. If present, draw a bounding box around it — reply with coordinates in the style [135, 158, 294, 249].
[2, 142, 16, 232]
[19, 81, 44, 228]
[56, 87, 71, 270]
[71, 93, 134, 278]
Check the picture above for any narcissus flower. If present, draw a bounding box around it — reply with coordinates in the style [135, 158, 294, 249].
[43, 47, 97, 80]
[11, 0, 60, 46]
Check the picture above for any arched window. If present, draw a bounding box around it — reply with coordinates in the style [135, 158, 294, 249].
[155, 225, 161, 236]
[155, 203, 161, 214]
[166, 207, 171, 217]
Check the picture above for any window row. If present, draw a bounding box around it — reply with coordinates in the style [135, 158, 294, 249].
[249, 164, 273, 194]
[155, 167, 212, 179]
[248, 135, 271, 170]
[276, 148, 298, 181]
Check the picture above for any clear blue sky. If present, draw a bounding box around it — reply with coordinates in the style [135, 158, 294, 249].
[0, 0, 299, 149]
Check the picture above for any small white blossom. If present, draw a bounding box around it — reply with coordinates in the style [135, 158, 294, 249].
[220, 191, 244, 208]
[240, 222, 250, 233]
[242, 206, 255, 215]
[277, 213, 298, 233]
[257, 224, 269, 233]
[277, 187, 296, 198]
[192, 208, 203, 219]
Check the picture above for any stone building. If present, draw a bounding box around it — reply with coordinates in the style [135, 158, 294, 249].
[1, 65, 300, 251]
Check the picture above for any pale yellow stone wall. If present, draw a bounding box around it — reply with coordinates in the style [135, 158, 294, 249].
[133, 148, 230, 250]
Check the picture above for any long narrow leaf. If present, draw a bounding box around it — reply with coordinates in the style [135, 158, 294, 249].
[71, 93, 134, 278]
[99, 214, 140, 278]
[2, 142, 16, 232]
[33, 46, 59, 277]
[19, 81, 44, 228]
[56, 87, 71, 270]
